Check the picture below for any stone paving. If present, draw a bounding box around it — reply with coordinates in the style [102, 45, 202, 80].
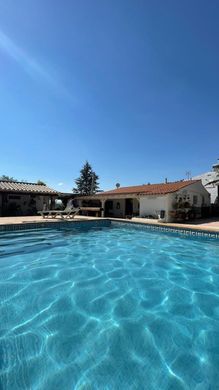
[0, 215, 94, 225]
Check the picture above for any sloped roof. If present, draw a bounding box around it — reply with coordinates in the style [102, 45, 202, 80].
[95, 180, 200, 197]
[0, 181, 58, 195]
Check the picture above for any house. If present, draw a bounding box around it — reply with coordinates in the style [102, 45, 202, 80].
[0, 181, 58, 217]
[192, 159, 219, 204]
[76, 180, 210, 222]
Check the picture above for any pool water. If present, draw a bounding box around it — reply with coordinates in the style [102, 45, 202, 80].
[0, 224, 219, 389]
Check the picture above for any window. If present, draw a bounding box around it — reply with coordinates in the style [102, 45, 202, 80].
[193, 195, 198, 205]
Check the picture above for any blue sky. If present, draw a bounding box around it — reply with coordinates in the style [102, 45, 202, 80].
[0, 1, 219, 192]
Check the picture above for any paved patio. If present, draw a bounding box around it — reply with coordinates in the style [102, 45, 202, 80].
[0, 215, 219, 232]
[0, 215, 96, 225]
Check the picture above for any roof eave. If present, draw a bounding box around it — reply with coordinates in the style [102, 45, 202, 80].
[0, 189, 58, 195]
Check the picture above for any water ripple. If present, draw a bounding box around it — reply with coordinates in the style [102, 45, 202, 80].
[0, 226, 219, 389]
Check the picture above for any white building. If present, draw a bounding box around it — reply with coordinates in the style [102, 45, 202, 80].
[77, 179, 210, 222]
[192, 159, 219, 204]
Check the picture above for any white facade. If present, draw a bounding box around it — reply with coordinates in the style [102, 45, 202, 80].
[77, 181, 210, 222]
[140, 195, 169, 219]
[139, 182, 210, 222]
[192, 171, 219, 204]
[170, 181, 210, 208]
[103, 182, 210, 222]
[192, 159, 219, 204]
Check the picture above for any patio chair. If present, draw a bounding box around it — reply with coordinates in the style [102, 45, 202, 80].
[38, 207, 80, 219]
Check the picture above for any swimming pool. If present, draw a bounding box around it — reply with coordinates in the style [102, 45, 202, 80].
[0, 221, 219, 389]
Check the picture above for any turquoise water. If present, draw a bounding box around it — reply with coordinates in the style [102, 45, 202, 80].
[0, 224, 219, 389]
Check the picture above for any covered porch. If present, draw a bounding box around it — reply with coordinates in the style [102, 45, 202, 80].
[0, 192, 57, 217]
[0, 181, 60, 217]
[76, 195, 140, 218]
[104, 197, 139, 218]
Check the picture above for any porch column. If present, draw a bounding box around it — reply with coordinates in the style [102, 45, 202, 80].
[136, 196, 141, 217]
[101, 200, 105, 217]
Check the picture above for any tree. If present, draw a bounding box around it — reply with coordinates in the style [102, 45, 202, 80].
[37, 180, 46, 185]
[73, 161, 99, 195]
[0, 175, 17, 181]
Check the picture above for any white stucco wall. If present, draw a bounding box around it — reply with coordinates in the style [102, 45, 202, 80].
[192, 172, 219, 203]
[110, 199, 126, 218]
[140, 195, 170, 220]
[167, 182, 210, 221]
[173, 182, 210, 207]
[133, 198, 140, 214]
[139, 182, 210, 222]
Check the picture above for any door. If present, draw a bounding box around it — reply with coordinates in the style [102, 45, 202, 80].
[125, 198, 133, 216]
[105, 200, 113, 217]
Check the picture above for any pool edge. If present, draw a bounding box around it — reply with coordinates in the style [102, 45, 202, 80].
[0, 218, 219, 239]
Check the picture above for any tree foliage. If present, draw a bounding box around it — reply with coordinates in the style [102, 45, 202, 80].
[73, 161, 99, 195]
[37, 180, 46, 185]
[0, 175, 17, 181]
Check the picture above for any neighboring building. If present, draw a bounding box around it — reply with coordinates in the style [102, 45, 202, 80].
[0, 181, 58, 217]
[77, 180, 210, 222]
[192, 159, 219, 204]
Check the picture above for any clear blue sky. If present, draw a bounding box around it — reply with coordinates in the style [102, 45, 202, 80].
[0, 1, 219, 192]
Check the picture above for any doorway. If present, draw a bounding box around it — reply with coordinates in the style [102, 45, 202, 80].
[125, 198, 133, 217]
[105, 200, 113, 217]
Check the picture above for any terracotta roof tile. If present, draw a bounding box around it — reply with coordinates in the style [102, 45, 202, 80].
[95, 180, 200, 197]
[0, 181, 58, 194]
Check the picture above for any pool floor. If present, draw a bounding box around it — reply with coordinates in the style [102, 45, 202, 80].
[0, 225, 219, 389]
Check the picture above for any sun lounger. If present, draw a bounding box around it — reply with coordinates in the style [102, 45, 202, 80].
[38, 207, 80, 219]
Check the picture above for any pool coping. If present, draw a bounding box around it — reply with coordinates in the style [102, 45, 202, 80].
[110, 219, 219, 239]
[0, 218, 109, 231]
[0, 215, 219, 230]
[0, 217, 219, 238]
